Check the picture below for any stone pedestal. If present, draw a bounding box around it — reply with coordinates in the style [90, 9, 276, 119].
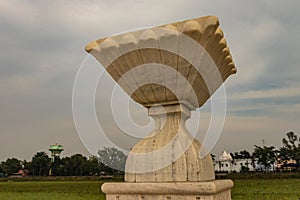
[102, 180, 233, 200]
[86, 15, 237, 200]
[102, 104, 234, 200]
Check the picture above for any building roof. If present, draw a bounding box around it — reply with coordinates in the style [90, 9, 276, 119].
[218, 150, 233, 161]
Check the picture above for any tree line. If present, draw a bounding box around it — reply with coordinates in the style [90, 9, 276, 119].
[0, 147, 127, 177]
[213, 132, 300, 171]
[1, 132, 299, 176]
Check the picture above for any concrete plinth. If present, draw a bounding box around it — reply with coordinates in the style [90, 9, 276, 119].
[102, 180, 233, 200]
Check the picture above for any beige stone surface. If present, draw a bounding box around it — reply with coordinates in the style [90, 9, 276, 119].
[102, 180, 233, 200]
[125, 103, 215, 182]
[86, 16, 236, 108]
[86, 16, 236, 199]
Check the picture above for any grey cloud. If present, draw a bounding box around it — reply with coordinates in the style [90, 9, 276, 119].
[0, 0, 300, 160]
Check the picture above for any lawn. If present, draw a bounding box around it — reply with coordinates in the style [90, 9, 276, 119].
[232, 179, 300, 200]
[0, 181, 105, 200]
[0, 179, 300, 200]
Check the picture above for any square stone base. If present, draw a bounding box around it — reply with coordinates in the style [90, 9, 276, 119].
[102, 180, 233, 200]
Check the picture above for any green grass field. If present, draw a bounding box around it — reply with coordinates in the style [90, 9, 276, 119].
[232, 179, 300, 200]
[0, 181, 105, 200]
[0, 179, 299, 200]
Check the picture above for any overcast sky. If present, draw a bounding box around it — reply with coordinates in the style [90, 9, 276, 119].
[0, 0, 299, 161]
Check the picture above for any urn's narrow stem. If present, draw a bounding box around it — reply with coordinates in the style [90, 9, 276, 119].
[125, 103, 215, 182]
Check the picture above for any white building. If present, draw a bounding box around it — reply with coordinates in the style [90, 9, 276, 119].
[214, 150, 233, 172]
[214, 150, 255, 173]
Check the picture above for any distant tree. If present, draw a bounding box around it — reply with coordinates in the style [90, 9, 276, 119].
[72, 154, 88, 176]
[87, 156, 103, 176]
[62, 154, 90, 176]
[22, 160, 31, 170]
[229, 150, 251, 169]
[239, 150, 251, 159]
[98, 147, 127, 175]
[61, 157, 71, 175]
[31, 152, 51, 176]
[21, 160, 32, 175]
[211, 154, 216, 161]
[230, 150, 251, 159]
[253, 145, 277, 171]
[50, 156, 64, 176]
[230, 152, 244, 159]
[1, 158, 22, 175]
[279, 132, 300, 168]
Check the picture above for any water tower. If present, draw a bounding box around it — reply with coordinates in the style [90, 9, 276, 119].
[49, 144, 64, 175]
[49, 143, 64, 158]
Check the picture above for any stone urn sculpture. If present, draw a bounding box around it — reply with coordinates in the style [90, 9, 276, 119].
[86, 16, 236, 199]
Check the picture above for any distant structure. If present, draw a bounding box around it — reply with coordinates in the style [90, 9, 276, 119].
[214, 150, 233, 172]
[49, 143, 64, 158]
[214, 150, 299, 173]
[214, 150, 255, 173]
[49, 144, 64, 175]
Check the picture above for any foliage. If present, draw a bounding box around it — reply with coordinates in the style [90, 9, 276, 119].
[31, 152, 51, 176]
[279, 132, 300, 167]
[0, 158, 22, 175]
[230, 150, 251, 159]
[48, 155, 104, 176]
[63, 154, 88, 176]
[239, 150, 251, 159]
[1, 132, 298, 177]
[87, 156, 104, 175]
[211, 154, 215, 161]
[1, 148, 123, 177]
[98, 147, 127, 174]
[50, 156, 63, 176]
[22, 160, 31, 170]
[252, 145, 277, 171]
